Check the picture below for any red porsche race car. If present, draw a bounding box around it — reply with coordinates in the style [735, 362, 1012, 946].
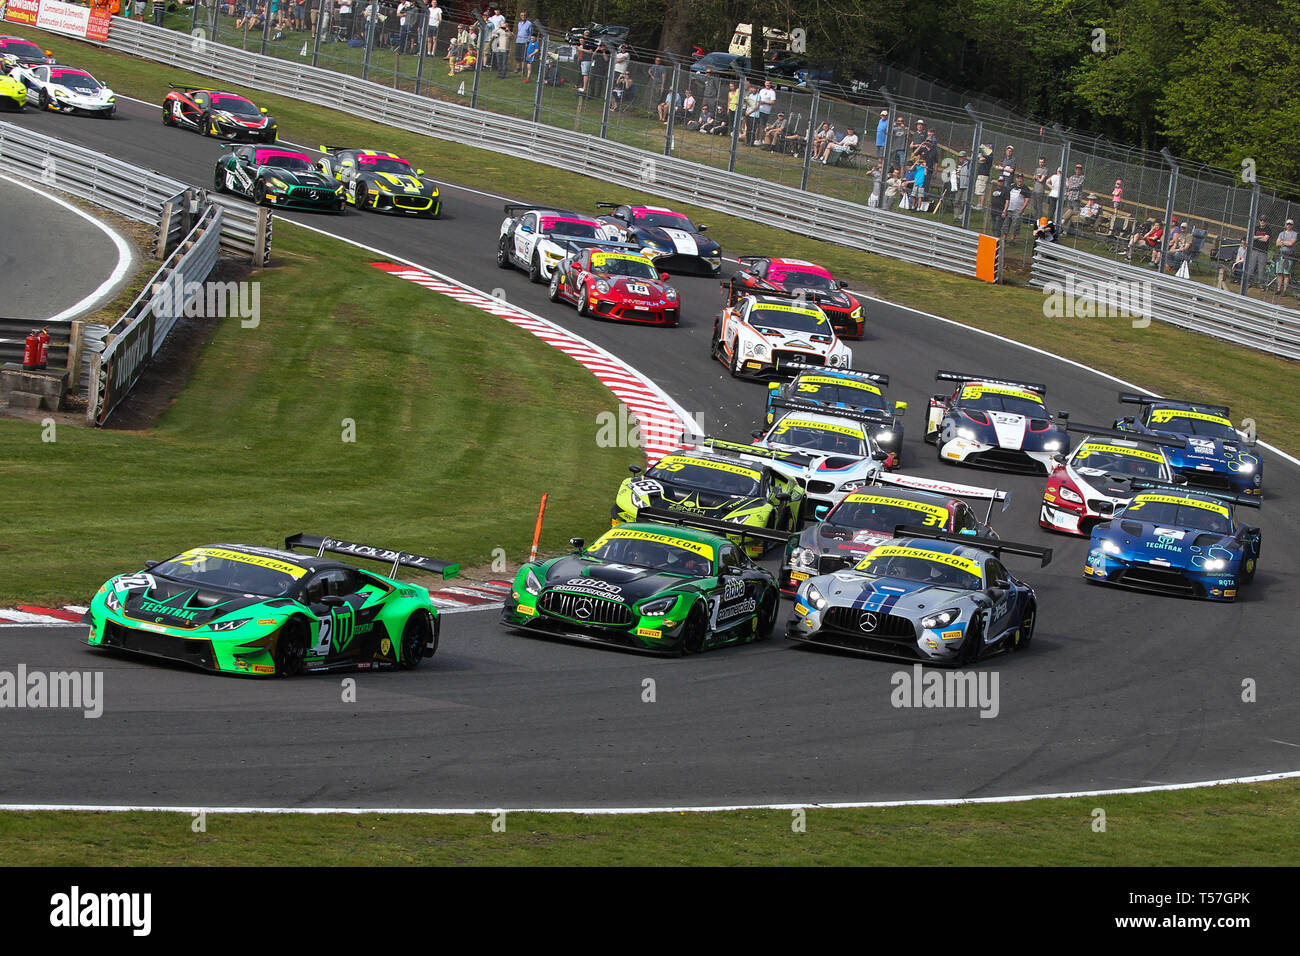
[162, 85, 277, 142]
[547, 244, 681, 326]
[731, 256, 866, 338]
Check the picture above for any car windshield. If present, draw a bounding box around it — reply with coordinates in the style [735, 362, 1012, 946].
[1147, 409, 1238, 440]
[767, 419, 867, 456]
[1071, 443, 1167, 479]
[769, 266, 836, 291]
[1120, 497, 1233, 534]
[749, 305, 832, 335]
[633, 209, 697, 231]
[590, 253, 658, 279]
[4, 41, 44, 60]
[151, 548, 304, 597]
[211, 95, 262, 117]
[791, 377, 884, 409]
[257, 152, 313, 170]
[648, 458, 763, 497]
[358, 156, 414, 174]
[585, 532, 715, 574]
[958, 385, 1044, 417]
[543, 217, 601, 238]
[54, 71, 101, 92]
[828, 495, 949, 532]
[855, 550, 982, 591]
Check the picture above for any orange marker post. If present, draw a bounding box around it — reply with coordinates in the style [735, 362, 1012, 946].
[528, 493, 550, 563]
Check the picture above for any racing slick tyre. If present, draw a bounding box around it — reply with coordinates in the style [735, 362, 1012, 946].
[548, 270, 564, 302]
[576, 281, 591, 317]
[399, 611, 435, 669]
[198, 110, 212, 136]
[213, 165, 228, 193]
[496, 237, 512, 268]
[729, 340, 744, 378]
[261, 129, 277, 143]
[162, 101, 176, 125]
[348, 179, 368, 209]
[957, 610, 986, 666]
[253, 179, 270, 206]
[680, 605, 708, 655]
[274, 619, 309, 677]
[528, 253, 544, 284]
[1013, 602, 1035, 652]
[37, 89, 50, 111]
[757, 590, 779, 639]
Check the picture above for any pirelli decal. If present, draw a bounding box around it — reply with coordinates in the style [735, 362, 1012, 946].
[774, 418, 863, 438]
[175, 548, 307, 578]
[593, 528, 716, 560]
[855, 545, 981, 576]
[1149, 409, 1232, 427]
[960, 385, 1042, 403]
[1128, 494, 1230, 517]
[1076, 443, 1164, 463]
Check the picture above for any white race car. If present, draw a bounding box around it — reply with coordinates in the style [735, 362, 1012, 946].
[751, 400, 896, 518]
[924, 370, 1068, 474]
[9, 64, 115, 116]
[496, 204, 620, 282]
[1040, 422, 1183, 536]
[712, 286, 852, 380]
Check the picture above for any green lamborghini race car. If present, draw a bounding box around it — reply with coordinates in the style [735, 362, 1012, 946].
[84, 535, 458, 676]
[502, 510, 788, 654]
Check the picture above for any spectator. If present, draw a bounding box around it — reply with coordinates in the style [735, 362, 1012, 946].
[613, 42, 630, 85]
[702, 69, 720, 114]
[1002, 145, 1015, 170]
[909, 120, 927, 161]
[577, 31, 597, 93]
[451, 33, 477, 73]
[1165, 221, 1193, 273]
[649, 57, 669, 102]
[486, 4, 504, 31]
[399, 0, 419, 53]
[1276, 218, 1297, 294]
[522, 32, 538, 82]
[868, 157, 884, 206]
[812, 123, 833, 157]
[337, 0, 352, 38]
[726, 82, 739, 127]
[237, 3, 265, 30]
[681, 90, 695, 118]
[954, 150, 970, 194]
[490, 18, 510, 77]
[756, 80, 777, 140]
[611, 71, 635, 110]
[822, 127, 858, 164]
[1111, 179, 1124, 214]
[1033, 216, 1059, 243]
[658, 89, 681, 123]
[446, 23, 469, 72]
[742, 85, 760, 145]
[889, 114, 908, 167]
[513, 11, 533, 73]
[875, 109, 889, 157]
[759, 112, 788, 149]
[1250, 215, 1273, 287]
[700, 108, 728, 135]
[685, 102, 711, 129]
[988, 170, 1011, 237]
[912, 156, 929, 204]
[1127, 218, 1162, 262]
[152, 0, 165, 26]
[1004, 171, 1029, 241]
[590, 45, 610, 96]
[1028, 157, 1049, 222]
[921, 130, 940, 172]
[883, 165, 903, 211]
[1060, 163, 1086, 233]
[972, 144, 993, 211]
[426, 0, 442, 55]
[1230, 238, 1248, 283]
[1047, 166, 1062, 213]
[1078, 193, 1101, 228]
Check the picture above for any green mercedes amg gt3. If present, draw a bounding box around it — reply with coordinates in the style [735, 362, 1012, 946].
[84, 534, 458, 676]
[502, 509, 789, 654]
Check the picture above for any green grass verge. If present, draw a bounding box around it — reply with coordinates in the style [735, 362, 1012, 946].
[10, 23, 1297, 458]
[3, 778, 1297, 865]
[0, 222, 628, 605]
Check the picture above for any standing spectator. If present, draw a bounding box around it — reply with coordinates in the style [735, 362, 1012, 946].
[755, 79, 777, 140]
[1250, 215, 1273, 287]
[1060, 163, 1086, 232]
[1274, 218, 1298, 293]
[889, 114, 908, 168]
[522, 32, 538, 82]
[742, 84, 760, 144]
[1111, 179, 1124, 215]
[490, 18, 510, 78]
[591, 45, 610, 97]
[868, 157, 884, 206]
[486, 4, 504, 31]
[1002, 145, 1016, 170]
[883, 165, 903, 211]
[612, 43, 630, 87]
[337, 0, 353, 39]
[726, 82, 739, 127]
[577, 31, 596, 93]
[649, 57, 668, 103]
[1004, 171, 1029, 241]
[1047, 166, 1062, 214]
[911, 155, 928, 204]
[988, 170, 1011, 237]
[875, 109, 889, 158]
[972, 144, 993, 211]
[395, 1, 413, 53]
[426, 0, 442, 55]
[1028, 157, 1049, 222]
[514, 11, 533, 73]
[152, 0, 166, 26]
[908, 120, 928, 165]
[955, 150, 970, 196]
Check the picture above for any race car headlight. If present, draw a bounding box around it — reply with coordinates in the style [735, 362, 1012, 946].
[957, 427, 977, 441]
[640, 246, 661, 258]
[1042, 440, 1063, 452]
[1058, 486, 1083, 504]
[850, 305, 862, 319]
[268, 178, 288, 190]
[1101, 539, 1122, 555]
[839, 480, 869, 493]
[665, 288, 678, 300]
[1236, 461, 1255, 474]
[752, 342, 770, 360]
[54, 89, 68, 99]
[524, 568, 542, 596]
[630, 488, 651, 509]
[640, 596, 678, 617]
[873, 430, 895, 444]
[208, 618, 251, 632]
[1202, 558, 1228, 572]
[789, 547, 817, 569]
[335, 185, 346, 196]
[594, 280, 610, 294]
[806, 584, 827, 609]
[103, 590, 121, 613]
[920, 608, 960, 629]
[830, 353, 848, 367]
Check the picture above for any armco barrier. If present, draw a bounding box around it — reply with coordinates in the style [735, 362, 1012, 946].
[1029, 242, 1300, 362]
[92, 18, 995, 282]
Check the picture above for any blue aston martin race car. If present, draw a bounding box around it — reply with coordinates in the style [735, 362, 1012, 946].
[924, 370, 1067, 474]
[788, 527, 1051, 665]
[1114, 393, 1261, 497]
[1084, 482, 1261, 601]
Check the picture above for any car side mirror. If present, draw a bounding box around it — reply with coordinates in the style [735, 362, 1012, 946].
[751, 429, 764, 439]
[894, 400, 908, 414]
[520, 224, 533, 233]
[776, 492, 791, 502]
[143, 560, 160, 570]
[837, 279, 847, 288]
[872, 450, 888, 461]
[260, 108, 268, 114]
[697, 224, 708, 232]
[417, 169, 425, 175]
[660, 272, 670, 282]
[1052, 453, 1066, 464]
[321, 595, 346, 608]
[569, 537, 585, 551]
[628, 464, 643, 475]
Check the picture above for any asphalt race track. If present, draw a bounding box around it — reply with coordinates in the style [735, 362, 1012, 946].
[2, 97, 1297, 810]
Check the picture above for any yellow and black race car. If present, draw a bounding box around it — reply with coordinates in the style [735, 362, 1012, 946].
[316, 146, 441, 218]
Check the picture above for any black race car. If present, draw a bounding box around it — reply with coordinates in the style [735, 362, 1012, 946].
[595, 202, 722, 275]
[213, 145, 345, 212]
[163, 85, 277, 142]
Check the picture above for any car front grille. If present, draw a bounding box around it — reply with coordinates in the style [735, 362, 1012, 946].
[101, 621, 216, 667]
[539, 590, 633, 626]
[774, 350, 824, 369]
[807, 480, 836, 495]
[1117, 566, 1203, 597]
[966, 448, 1044, 473]
[393, 195, 433, 211]
[1179, 471, 1236, 493]
[823, 606, 916, 640]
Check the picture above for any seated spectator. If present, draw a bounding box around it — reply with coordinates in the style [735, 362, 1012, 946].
[452, 44, 477, 73]
[759, 112, 788, 150]
[237, 3, 266, 29]
[700, 109, 729, 135]
[610, 72, 635, 111]
[1033, 217, 1059, 243]
[686, 104, 714, 130]
[811, 123, 833, 158]
[446, 26, 469, 72]
[679, 91, 696, 121]
[1078, 193, 1101, 228]
[657, 91, 680, 123]
[822, 127, 858, 164]
[1127, 218, 1162, 261]
[1165, 221, 1192, 272]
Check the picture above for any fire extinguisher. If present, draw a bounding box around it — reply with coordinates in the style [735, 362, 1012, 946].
[36, 327, 50, 370]
[22, 330, 41, 370]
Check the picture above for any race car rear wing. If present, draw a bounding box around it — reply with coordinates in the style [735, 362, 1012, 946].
[502, 202, 586, 218]
[1118, 392, 1230, 416]
[782, 364, 889, 386]
[769, 397, 896, 429]
[936, 370, 1046, 393]
[1064, 422, 1187, 448]
[635, 508, 795, 546]
[892, 526, 1053, 567]
[678, 434, 817, 468]
[721, 278, 833, 307]
[284, 534, 461, 580]
[871, 473, 1010, 523]
[558, 238, 643, 255]
[1127, 482, 1261, 509]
